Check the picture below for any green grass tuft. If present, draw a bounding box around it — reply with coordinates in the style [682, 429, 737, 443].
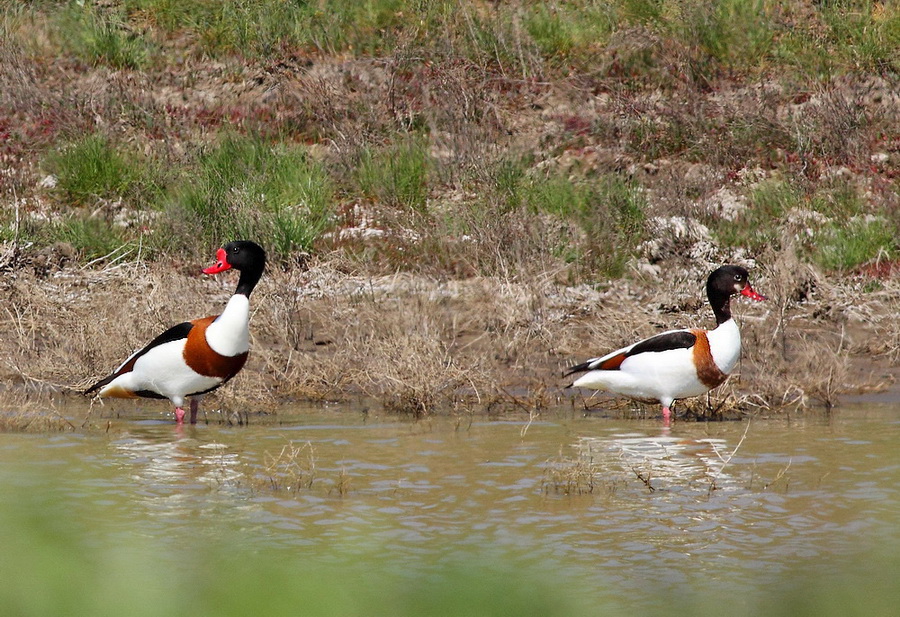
[356, 136, 431, 212]
[682, 0, 775, 72]
[23, 0, 899, 76]
[123, 0, 410, 57]
[43, 216, 128, 260]
[713, 179, 802, 252]
[524, 172, 646, 277]
[43, 133, 156, 206]
[810, 217, 897, 271]
[56, 2, 150, 69]
[164, 134, 334, 258]
[820, 0, 900, 73]
[524, 3, 615, 62]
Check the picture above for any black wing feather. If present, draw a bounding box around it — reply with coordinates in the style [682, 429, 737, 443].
[564, 359, 597, 377]
[627, 330, 696, 356]
[565, 330, 697, 378]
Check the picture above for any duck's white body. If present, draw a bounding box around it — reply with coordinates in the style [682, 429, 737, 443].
[571, 319, 741, 407]
[93, 295, 251, 408]
[96, 340, 220, 406]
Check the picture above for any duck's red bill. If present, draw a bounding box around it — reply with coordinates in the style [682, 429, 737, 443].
[741, 284, 766, 301]
[202, 248, 231, 274]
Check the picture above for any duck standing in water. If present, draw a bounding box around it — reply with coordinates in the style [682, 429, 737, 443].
[85, 241, 266, 424]
[565, 265, 766, 424]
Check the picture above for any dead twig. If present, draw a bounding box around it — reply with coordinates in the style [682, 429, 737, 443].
[764, 459, 792, 491]
[707, 417, 752, 497]
[631, 465, 655, 493]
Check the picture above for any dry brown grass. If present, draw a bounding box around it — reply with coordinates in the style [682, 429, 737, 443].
[254, 266, 576, 415]
[0, 389, 73, 432]
[3, 244, 892, 424]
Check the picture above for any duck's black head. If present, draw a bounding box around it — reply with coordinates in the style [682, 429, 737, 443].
[203, 240, 267, 297]
[706, 265, 765, 324]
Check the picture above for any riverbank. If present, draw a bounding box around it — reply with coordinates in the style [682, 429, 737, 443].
[2, 250, 897, 428]
[1, 2, 898, 428]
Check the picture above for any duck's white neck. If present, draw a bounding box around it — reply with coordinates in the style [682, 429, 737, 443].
[707, 317, 741, 375]
[206, 294, 250, 357]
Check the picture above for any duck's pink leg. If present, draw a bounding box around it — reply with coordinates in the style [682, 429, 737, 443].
[662, 406, 672, 425]
[174, 407, 186, 424]
[189, 399, 199, 424]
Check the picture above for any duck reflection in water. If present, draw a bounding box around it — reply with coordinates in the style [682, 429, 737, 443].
[110, 424, 241, 512]
[576, 428, 740, 492]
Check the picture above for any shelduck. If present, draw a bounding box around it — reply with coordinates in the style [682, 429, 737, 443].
[85, 240, 266, 424]
[565, 265, 765, 424]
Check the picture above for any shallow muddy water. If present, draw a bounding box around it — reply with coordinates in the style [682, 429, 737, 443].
[2, 402, 899, 612]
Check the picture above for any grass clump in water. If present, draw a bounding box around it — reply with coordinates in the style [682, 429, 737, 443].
[541, 451, 599, 495]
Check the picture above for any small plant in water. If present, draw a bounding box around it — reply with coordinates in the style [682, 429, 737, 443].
[541, 449, 597, 495]
[262, 441, 317, 494]
[330, 467, 352, 497]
